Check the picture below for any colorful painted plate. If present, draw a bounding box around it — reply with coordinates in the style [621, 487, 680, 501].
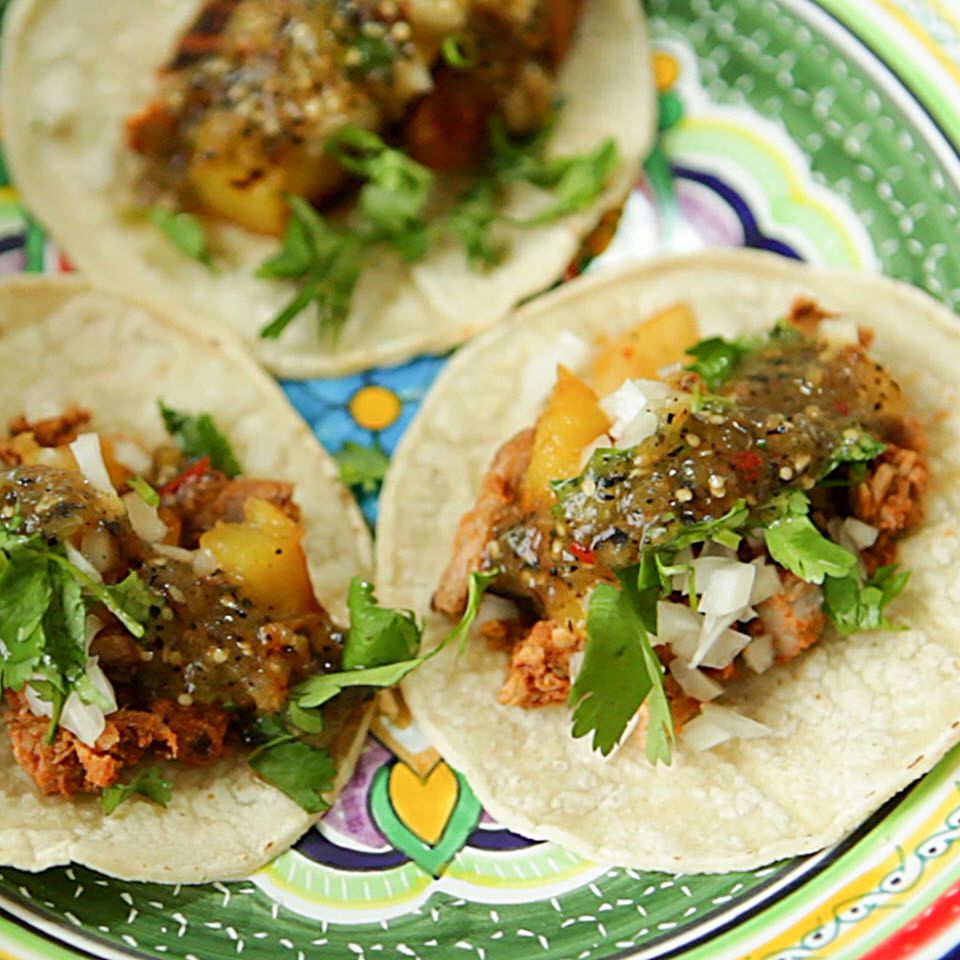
[2, 0, 960, 957]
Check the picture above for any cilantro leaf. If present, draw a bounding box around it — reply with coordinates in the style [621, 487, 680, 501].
[256, 196, 319, 278]
[763, 515, 858, 584]
[335, 441, 390, 495]
[296, 570, 496, 709]
[158, 401, 241, 477]
[519, 139, 619, 225]
[100, 572, 163, 632]
[248, 740, 336, 814]
[684, 336, 756, 391]
[569, 575, 673, 762]
[98, 767, 173, 815]
[447, 180, 502, 268]
[672, 499, 750, 551]
[823, 564, 910, 634]
[343, 578, 420, 670]
[147, 206, 213, 269]
[820, 429, 887, 486]
[287, 701, 324, 734]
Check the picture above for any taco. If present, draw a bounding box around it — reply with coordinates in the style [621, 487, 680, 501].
[378, 249, 960, 872]
[0, 275, 391, 883]
[2, 0, 653, 377]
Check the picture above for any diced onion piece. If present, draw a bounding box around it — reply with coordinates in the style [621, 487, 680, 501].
[750, 559, 781, 605]
[111, 439, 152, 474]
[84, 615, 103, 654]
[568, 650, 584, 683]
[193, 546, 219, 578]
[80, 529, 116, 574]
[697, 559, 756, 617]
[520, 331, 591, 409]
[475, 595, 520, 626]
[698, 627, 751, 670]
[59, 692, 107, 746]
[122, 491, 167, 543]
[690, 610, 744, 668]
[65, 542, 103, 583]
[669, 658, 723, 701]
[153, 543, 197, 564]
[818, 317, 860, 347]
[698, 541, 738, 560]
[743, 634, 775, 674]
[616, 411, 658, 449]
[655, 600, 702, 657]
[68, 433, 116, 495]
[682, 703, 771, 752]
[842, 517, 878, 550]
[84, 659, 118, 714]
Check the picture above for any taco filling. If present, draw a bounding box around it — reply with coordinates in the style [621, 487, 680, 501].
[123, 0, 621, 338]
[0, 403, 374, 811]
[434, 301, 927, 760]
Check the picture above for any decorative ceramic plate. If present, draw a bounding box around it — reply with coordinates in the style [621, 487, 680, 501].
[2, 0, 960, 958]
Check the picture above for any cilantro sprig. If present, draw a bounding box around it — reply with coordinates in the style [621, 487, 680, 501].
[0, 526, 158, 741]
[295, 570, 496, 710]
[256, 117, 619, 338]
[158, 401, 241, 477]
[98, 767, 173, 814]
[245, 572, 495, 811]
[148, 206, 213, 269]
[335, 441, 390, 496]
[570, 569, 673, 762]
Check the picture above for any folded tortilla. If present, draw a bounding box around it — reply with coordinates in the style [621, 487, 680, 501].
[378, 249, 960, 872]
[1, 0, 654, 378]
[0, 276, 373, 883]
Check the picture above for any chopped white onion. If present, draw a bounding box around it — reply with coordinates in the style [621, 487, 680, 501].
[698, 541, 738, 560]
[475, 595, 520, 626]
[696, 559, 756, 617]
[122, 491, 167, 543]
[568, 650, 584, 683]
[616, 411, 659, 449]
[698, 627, 751, 670]
[192, 547, 219, 578]
[68, 433, 116, 495]
[655, 600, 702, 656]
[818, 317, 860, 347]
[25, 661, 117, 747]
[520, 332, 591, 409]
[152, 543, 196, 564]
[84, 615, 103, 654]
[749, 559, 782, 605]
[600, 379, 669, 449]
[669, 658, 723, 701]
[65, 542, 103, 583]
[111, 438, 152, 475]
[842, 517, 878, 550]
[80, 529, 115, 573]
[743, 634, 775, 674]
[682, 703, 771, 752]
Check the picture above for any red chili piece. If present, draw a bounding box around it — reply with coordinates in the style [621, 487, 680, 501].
[569, 542, 597, 565]
[159, 455, 211, 496]
[728, 449, 764, 483]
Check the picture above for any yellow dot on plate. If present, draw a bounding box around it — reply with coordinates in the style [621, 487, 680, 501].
[349, 385, 401, 431]
[653, 51, 679, 91]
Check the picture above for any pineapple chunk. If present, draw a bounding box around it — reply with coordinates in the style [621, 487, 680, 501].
[522, 365, 610, 512]
[187, 148, 343, 236]
[199, 497, 316, 618]
[590, 303, 699, 397]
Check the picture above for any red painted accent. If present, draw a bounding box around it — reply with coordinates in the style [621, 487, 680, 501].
[57, 251, 75, 273]
[569, 542, 597, 565]
[159, 456, 211, 496]
[860, 880, 960, 960]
